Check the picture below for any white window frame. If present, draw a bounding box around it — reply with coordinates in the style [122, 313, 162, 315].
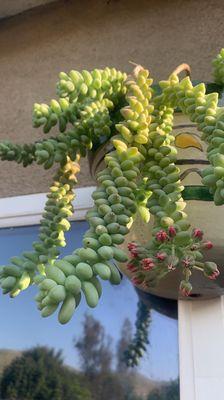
[178, 298, 224, 400]
[0, 186, 95, 228]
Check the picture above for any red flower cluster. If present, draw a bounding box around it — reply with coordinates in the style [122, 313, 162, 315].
[141, 258, 155, 271]
[126, 222, 217, 296]
[156, 226, 177, 243]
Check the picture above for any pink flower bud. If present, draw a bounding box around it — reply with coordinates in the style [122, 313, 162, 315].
[141, 258, 155, 271]
[192, 228, 203, 240]
[127, 263, 138, 273]
[168, 263, 176, 271]
[203, 241, 213, 250]
[179, 280, 192, 297]
[182, 256, 194, 268]
[127, 242, 138, 257]
[131, 276, 143, 286]
[168, 226, 176, 237]
[209, 270, 220, 280]
[156, 252, 167, 261]
[156, 230, 169, 242]
[204, 262, 220, 280]
[128, 242, 136, 251]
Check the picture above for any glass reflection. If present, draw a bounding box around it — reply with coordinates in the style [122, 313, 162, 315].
[0, 222, 179, 399]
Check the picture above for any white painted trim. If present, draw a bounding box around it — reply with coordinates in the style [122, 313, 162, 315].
[0, 186, 96, 228]
[178, 301, 196, 400]
[178, 298, 224, 400]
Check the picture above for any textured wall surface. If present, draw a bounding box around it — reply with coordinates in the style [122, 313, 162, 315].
[0, 0, 56, 19]
[0, 0, 224, 197]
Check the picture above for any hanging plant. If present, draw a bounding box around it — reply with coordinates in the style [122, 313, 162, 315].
[1, 50, 224, 326]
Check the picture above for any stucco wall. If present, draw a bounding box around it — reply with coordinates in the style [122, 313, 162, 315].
[0, 0, 56, 19]
[0, 0, 224, 198]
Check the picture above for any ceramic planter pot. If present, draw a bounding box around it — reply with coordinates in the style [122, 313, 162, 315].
[89, 86, 224, 301]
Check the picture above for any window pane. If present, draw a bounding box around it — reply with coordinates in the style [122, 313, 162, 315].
[0, 222, 179, 399]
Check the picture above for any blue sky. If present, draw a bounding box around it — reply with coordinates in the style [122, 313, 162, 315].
[0, 222, 179, 382]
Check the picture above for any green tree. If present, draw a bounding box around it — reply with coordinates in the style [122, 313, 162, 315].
[0, 346, 91, 400]
[74, 314, 143, 400]
[147, 380, 179, 400]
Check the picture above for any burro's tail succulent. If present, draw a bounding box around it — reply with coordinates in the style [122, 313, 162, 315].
[0, 52, 224, 325]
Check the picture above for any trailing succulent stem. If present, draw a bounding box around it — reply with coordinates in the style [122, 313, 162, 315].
[0, 53, 224, 326]
[0, 157, 79, 298]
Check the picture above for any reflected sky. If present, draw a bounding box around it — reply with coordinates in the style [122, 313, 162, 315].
[0, 222, 179, 381]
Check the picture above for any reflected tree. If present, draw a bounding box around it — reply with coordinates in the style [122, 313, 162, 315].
[147, 380, 179, 400]
[116, 318, 133, 372]
[74, 314, 142, 400]
[74, 314, 113, 378]
[0, 346, 91, 400]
